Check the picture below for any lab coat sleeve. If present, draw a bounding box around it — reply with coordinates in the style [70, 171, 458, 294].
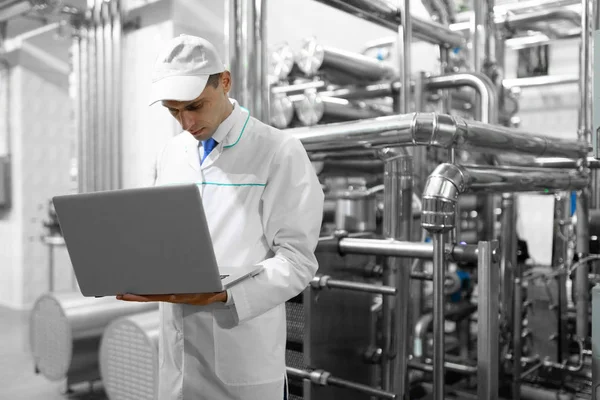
[228, 136, 324, 324]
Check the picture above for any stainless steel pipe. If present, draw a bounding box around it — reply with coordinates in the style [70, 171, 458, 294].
[500, 194, 517, 337]
[286, 367, 397, 399]
[432, 232, 446, 400]
[310, 275, 397, 296]
[288, 113, 588, 158]
[292, 92, 387, 126]
[230, 0, 269, 122]
[477, 241, 499, 400]
[312, 0, 464, 48]
[296, 37, 397, 82]
[379, 150, 412, 399]
[503, 75, 579, 89]
[333, 238, 480, 262]
[408, 358, 478, 375]
[531, 156, 600, 168]
[425, 72, 497, 123]
[399, 0, 411, 116]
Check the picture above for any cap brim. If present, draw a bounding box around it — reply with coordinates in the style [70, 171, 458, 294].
[148, 75, 210, 106]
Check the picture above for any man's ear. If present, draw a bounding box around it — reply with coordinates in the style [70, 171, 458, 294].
[221, 71, 232, 94]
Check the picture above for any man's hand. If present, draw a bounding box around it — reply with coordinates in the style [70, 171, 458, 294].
[117, 291, 227, 306]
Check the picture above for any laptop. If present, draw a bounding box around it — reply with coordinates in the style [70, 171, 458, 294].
[52, 184, 263, 297]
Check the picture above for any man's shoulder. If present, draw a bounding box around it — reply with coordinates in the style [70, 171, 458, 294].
[247, 117, 301, 151]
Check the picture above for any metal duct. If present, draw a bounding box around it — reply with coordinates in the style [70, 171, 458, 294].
[312, 0, 464, 48]
[99, 310, 160, 400]
[288, 113, 588, 158]
[296, 37, 397, 82]
[29, 292, 157, 383]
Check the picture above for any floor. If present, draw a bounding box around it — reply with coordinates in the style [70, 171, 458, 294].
[0, 306, 108, 400]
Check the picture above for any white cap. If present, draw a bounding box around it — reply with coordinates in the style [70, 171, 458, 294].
[149, 34, 226, 106]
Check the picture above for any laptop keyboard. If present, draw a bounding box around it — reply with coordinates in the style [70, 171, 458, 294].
[220, 275, 230, 280]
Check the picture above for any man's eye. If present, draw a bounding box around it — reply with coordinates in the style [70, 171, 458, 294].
[186, 103, 202, 111]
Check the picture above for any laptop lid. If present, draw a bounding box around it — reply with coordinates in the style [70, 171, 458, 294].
[53, 184, 232, 297]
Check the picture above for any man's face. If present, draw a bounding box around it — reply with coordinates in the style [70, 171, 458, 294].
[162, 72, 232, 142]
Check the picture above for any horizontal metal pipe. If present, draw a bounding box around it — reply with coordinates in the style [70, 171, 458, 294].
[312, 0, 464, 48]
[292, 93, 387, 126]
[311, 275, 397, 295]
[451, 6, 581, 33]
[407, 358, 478, 375]
[271, 80, 328, 96]
[461, 164, 589, 193]
[530, 156, 600, 168]
[288, 112, 588, 158]
[296, 38, 397, 81]
[335, 237, 480, 262]
[503, 75, 579, 89]
[286, 367, 397, 399]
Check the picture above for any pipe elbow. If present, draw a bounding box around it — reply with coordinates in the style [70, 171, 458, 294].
[421, 163, 468, 232]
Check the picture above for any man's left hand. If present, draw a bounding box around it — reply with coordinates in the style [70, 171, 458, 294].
[117, 291, 227, 305]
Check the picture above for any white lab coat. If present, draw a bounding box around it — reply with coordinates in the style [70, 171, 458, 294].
[153, 99, 324, 400]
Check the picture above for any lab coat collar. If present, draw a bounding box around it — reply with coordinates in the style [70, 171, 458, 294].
[185, 98, 248, 171]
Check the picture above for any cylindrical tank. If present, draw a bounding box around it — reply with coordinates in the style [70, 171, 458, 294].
[29, 292, 157, 382]
[99, 310, 160, 400]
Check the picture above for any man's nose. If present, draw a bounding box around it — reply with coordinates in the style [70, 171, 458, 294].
[180, 111, 195, 131]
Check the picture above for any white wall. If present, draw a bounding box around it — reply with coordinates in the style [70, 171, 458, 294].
[0, 56, 73, 308]
[0, 66, 23, 308]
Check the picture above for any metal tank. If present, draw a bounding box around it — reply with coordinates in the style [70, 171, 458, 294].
[29, 291, 157, 387]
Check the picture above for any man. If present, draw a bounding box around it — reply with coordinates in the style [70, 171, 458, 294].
[117, 34, 324, 400]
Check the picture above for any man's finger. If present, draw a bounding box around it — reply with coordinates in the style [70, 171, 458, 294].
[120, 294, 167, 302]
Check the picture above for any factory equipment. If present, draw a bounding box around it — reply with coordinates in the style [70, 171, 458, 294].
[99, 310, 160, 400]
[15, 0, 600, 399]
[29, 292, 157, 390]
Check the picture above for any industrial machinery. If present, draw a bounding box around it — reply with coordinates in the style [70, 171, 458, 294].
[20, 0, 600, 399]
[29, 292, 156, 391]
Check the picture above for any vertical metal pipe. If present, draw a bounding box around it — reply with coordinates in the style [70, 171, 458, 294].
[477, 240, 499, 400]
[576, 189, 590, 339]
[230, 0, 268, 122]
[73, 27, 85, 194]
[500, 194, 518, 399]
[111, 0, 122, 189]
[94, 0, 104, 192]
[432, 231, 446, 400]
[381, 150, 412, 400]
[398, 0, 411, 114]
[552, 193, 570, 362]
[102, 0, 111, 192]
[229, 0, 247, 107]
[579, 0, 594, 146]
[499, 194, 516, 335]
[512, 269, 522, 400]
[86, 0, 96, 192]
[252, 0, 268, 122]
